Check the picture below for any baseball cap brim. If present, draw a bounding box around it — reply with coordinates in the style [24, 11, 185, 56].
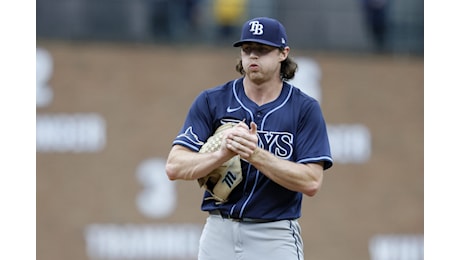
[233, 39, 283, 48]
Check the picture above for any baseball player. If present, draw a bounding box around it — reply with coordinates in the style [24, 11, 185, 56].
[166, 17, 333, 260]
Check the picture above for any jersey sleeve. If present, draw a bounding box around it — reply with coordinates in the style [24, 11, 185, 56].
[295, 100, 333, 170]
[172, 91, 214, 152]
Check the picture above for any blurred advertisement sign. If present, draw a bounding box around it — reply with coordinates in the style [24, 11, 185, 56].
[369, 234, 424, 260]
[291, 57, 372, 164]
[36, 47, 106, 153]
[136, 158, 177, 218]
[36, 113, 106, 152]
[85, 224, 202, 260]
[85, 158, 200, 260]
[328, 124, 371, 164]
[36, 47, 53, 107]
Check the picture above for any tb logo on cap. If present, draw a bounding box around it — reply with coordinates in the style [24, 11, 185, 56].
[249, 21, 264, 35]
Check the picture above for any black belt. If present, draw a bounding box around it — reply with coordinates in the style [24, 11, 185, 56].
[209, 210, 275, 223]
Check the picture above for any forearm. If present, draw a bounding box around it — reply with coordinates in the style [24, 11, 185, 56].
[224, 121, 324, 196]
[248, 148, 324, 196]
[165, 145, 232, 181]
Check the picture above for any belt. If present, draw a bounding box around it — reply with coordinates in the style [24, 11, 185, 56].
[209, 210, 275, 223]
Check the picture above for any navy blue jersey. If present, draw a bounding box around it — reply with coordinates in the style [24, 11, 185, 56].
[173, 78, 333, 220]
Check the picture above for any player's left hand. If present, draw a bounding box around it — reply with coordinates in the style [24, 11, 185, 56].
[226, 121, 259, 159]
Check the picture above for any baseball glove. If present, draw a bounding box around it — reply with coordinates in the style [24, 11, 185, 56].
[198, 123, 243, 203]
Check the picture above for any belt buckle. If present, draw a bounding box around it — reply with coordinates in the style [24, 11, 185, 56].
[230, 217, 243, 222]
[217, 211, 242, 222]
[221, 211, 239, 221]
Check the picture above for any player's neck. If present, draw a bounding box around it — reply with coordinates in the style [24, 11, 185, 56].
[243, 77, 283, 106]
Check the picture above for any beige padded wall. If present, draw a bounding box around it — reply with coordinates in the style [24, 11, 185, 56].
[36, 41, 423, 260]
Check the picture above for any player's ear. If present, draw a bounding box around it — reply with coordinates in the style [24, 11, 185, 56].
[279, 47, 289, 62]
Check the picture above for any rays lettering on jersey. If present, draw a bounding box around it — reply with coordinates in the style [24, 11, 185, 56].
[257, 130, 293, 159]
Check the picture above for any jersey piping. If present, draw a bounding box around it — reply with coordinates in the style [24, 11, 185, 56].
[230, 78, 296, 219]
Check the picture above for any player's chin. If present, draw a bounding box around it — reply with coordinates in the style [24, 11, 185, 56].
[246, 67, 261, 75]
[246, 72, 265, 82]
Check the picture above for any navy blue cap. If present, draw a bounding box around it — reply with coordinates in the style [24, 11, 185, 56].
[233, 17, 288, 48]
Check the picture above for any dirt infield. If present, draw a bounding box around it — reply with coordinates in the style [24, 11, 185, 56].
[37, 40, 423, 260]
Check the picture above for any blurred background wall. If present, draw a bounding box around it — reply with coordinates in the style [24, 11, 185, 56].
[36, 0, 424, 259]
[36, 0, 423, 54]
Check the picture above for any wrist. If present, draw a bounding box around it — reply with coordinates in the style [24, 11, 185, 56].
[248, 147, 261, 162]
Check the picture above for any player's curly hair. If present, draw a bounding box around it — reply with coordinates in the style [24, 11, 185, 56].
[235, 49, 298, 80]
